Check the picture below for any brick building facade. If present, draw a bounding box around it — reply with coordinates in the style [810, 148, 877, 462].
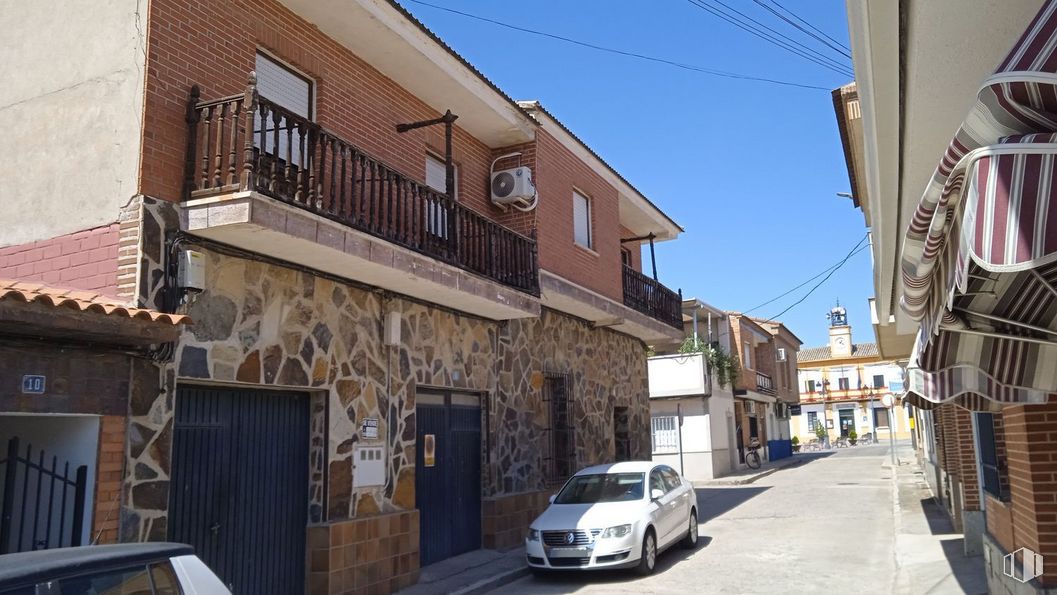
[0, 1, 684, 593]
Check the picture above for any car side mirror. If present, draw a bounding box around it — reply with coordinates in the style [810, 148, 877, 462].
[548, 494, 556, 504]
[650, 488, 665, 501]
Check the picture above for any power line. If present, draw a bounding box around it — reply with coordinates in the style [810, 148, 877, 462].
[684, 0, 853, 77]
[688, 0, 852, 77]
[759, 234, 870, 323]
[697, 0, 851, 69]
[752, 0, 851, 59]
[763, 0, 851, 53]
[744, 240, 869, 315]
[403, 0, 832, 90]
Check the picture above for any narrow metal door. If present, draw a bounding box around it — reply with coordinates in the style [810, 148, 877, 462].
[415, 390, 481, 566]
[168, 385, 309, 594]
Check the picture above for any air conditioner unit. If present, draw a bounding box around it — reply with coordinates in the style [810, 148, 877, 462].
[490, 166, 537, 210]
[776, 348, 787, 362]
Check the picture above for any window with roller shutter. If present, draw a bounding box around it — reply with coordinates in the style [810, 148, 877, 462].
[425, 153, 457, 238]
[254, 53, 313, 166]
[573, 190, 592, 249]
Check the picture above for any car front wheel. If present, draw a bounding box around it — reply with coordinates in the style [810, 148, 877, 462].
[635, 529, 657, 576]
[681, 510, 699, 549]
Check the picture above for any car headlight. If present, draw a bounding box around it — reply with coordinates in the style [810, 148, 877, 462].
[600, 524, 632, 538]
[527, 528, 540, 541]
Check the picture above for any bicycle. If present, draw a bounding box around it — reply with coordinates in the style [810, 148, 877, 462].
[745, 438, 762, 469]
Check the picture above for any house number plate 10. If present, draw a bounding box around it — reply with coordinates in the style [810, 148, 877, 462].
[21, 375, 46, 394]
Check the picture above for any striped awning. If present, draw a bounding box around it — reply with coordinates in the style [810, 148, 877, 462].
[902, 0, 1057, 407]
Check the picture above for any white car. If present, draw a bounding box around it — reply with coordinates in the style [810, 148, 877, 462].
[0, 543, 231, 594]
[525, 461, 698, 575]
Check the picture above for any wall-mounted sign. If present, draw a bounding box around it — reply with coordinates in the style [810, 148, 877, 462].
[423, 434, 436, 467]
[360, 418, 378, 439]
[826, 419, 834, 429]
[21, 375, 45, 394]
[789, 404, 802, 416]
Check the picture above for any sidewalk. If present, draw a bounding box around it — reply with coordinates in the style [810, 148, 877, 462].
[890, 443, 987, 594]
[396, 547, 527, 595]
[693, 450, 831, 486]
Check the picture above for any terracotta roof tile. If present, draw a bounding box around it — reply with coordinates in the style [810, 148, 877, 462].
[797, 342, 879, 363]
[0, 279, 190, 326]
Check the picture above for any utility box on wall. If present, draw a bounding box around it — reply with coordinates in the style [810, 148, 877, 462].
[352, 445, 385, 487]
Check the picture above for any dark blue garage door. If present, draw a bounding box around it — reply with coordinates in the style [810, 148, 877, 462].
[168, 385, 309, 594]
[416, 390, 482, 566]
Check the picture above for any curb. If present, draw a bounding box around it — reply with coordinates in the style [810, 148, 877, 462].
[447, 565, 529, 595]
[694, 457, 805, 487]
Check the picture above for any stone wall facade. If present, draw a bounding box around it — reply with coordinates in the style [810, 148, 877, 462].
[124, 198, 651, 583]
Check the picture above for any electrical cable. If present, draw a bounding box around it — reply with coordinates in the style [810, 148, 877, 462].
[403, 0, 832, 91]
[684, 0, 853, 77]
[751, 0, 851, 59]
[744, 239, 869, 315]
[693, 0, 851, 69]
[761, 0, 851, 53]
[759, 233, 869, 323]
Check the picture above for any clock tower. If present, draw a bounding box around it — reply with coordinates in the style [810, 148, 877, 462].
[828, 304, 852, 357]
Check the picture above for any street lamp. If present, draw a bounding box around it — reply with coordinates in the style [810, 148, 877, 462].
[819, 379, 831, 448]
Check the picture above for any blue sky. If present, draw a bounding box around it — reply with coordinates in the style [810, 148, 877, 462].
[402, 0, 871, 348]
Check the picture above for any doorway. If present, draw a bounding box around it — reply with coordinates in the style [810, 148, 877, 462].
[838, 408, 855, 437]
[415, 389, 482, 566]
[168, 385, 310, 594]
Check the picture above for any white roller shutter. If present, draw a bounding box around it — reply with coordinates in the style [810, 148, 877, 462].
[256, 53, 311, 117]
[254, 53, 312, 166]
[573, 190, 591, 248]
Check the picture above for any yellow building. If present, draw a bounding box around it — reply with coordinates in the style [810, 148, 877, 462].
[795, 306, 911, 445]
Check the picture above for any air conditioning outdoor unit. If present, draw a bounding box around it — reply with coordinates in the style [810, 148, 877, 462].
[491, 166, 537, 210]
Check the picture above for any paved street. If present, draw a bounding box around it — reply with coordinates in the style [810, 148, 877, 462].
[489, 443, 986, 595]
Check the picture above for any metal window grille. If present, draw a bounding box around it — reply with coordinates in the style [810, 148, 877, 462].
[807, 411, 818, 431]
[651, 417, 679, 454]
[542, 372, 575, 484]
[976, 412, 1006, 499]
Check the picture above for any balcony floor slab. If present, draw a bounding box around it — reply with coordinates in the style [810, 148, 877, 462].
[539, 270, 683, 344]
[182, 192, 540, 321]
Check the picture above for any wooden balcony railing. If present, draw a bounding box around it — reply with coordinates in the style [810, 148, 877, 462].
[183, 75, 539, 296]
[621, 265, 682, 328]
[756, 372, 775, 394]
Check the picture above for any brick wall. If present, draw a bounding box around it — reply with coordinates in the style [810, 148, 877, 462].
[93, 415, 127, 544]
[953, 406, 981, 512]
[482, 489, 551, 550]
[532, 129, 624, 301]
[987, 493, 1016, 554]
[0, 224, 119, 295]
[306, 510, 419, 595]
[142, 0, 637, 303]
[142, 0, 518, 224]
[620, 225, 643, 273]
[999, 403, 1057, 586]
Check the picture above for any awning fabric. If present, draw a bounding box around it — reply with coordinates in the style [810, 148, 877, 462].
[903, 0, 1057, 407]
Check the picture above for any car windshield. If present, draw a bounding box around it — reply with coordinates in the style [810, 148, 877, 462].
[554, 472, 645, 504]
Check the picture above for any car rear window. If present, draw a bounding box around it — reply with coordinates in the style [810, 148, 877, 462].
[554, 473, 644, 504]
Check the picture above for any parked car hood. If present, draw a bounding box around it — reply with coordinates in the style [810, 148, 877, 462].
[532, 500, 646, 530]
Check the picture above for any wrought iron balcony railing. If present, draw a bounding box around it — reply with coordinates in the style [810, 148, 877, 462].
[183, 75, 539, 295]
[756, 372, 775, 394]
[621, 265, 682, 328]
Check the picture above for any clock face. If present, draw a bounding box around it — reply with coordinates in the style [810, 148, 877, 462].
[836, 337, 847, 347]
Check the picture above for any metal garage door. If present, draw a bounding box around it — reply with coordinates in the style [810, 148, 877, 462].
[168, 385, 310, 594]
[415, 390, 482, 566]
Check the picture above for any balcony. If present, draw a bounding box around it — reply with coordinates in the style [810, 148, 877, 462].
[755, 372, 775, 395]
[181, 78, 540, 320]
[622, 265, 682, 329]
